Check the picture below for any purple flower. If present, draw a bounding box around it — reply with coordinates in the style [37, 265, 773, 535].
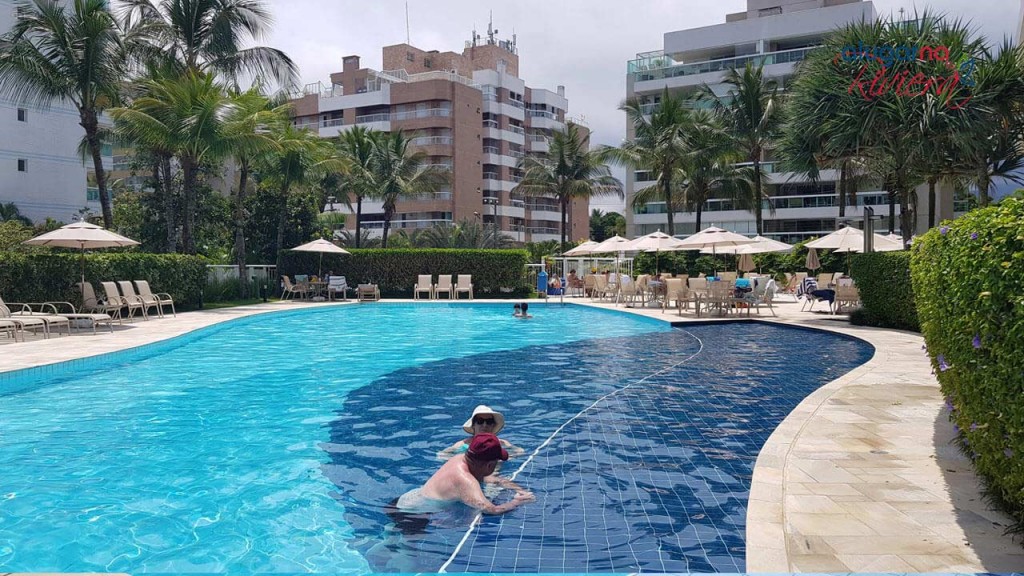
[970, 422, 979, 431]
[953, 424, 960, 434]
[944, 399, 954, 412]
[1005, 448, 1015, 458]
[970, 232, 978, 240]
[937, 354, 951, 372]
[972, 335, 982, 349]
[940, 226, 950, 235]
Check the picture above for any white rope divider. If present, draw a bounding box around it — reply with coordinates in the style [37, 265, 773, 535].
[438, 328, 705, 573]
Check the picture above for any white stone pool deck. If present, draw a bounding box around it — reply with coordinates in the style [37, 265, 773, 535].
[2, 297, 1021, 572]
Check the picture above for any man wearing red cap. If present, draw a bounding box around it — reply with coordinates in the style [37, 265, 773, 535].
[398, 433, 535, 515]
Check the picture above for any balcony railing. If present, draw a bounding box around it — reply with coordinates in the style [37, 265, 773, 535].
[483, 146, 500, 154]
[508, 99, 525, 109]
[630, 46, 817, 82]
[483, 119, 499, 129]
[322, 118, 344, 127]
[421, 163, 452, 172]
[528, 110, 556, 120]
[362, 218, 453, 229]
[411, 136, 452, 146]
[527, 226, 560, 235]
[529, 134, 550, 143]
[393, 108, 451, 121]
[355, 113, 391, 124]
[483, 172, 500, 180]
[506, 125, 525, 135]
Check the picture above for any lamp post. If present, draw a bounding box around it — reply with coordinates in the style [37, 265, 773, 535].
[483, 197, 499, 247]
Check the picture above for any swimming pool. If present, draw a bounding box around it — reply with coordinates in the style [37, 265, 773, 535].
[0, 303, 872, 573]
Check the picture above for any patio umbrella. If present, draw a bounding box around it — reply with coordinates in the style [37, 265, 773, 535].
[625, 230, 685, 273]
[674, 226, 754, 275]
[734, 236, 794, 255]
[590, 235, 632, 275]
[290, 238, 350, 279]
[22, 221, 140, 286]
[805, 247, 821, 271]
[737, 252, 756, 273]
[562, 240, 599, 256]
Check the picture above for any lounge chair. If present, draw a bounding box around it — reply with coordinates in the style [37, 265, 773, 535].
[327, 276, 349, 301]
[435, 275, 454, 300]
[0, 296, 71, 337]
[834, 284, 861, 314]
[0, 297, 54, 339]
[356, 284, 380, 302]
[41, 301, 116, 333]
[101, 281, 146, 321]
[0, 318, 19, 342]
[119, 281, 158, 319]
[281, 276, 309, 301]
[414, 275, 434, 300]
[135, 280, 176, 317]
[79, 282, 124, 321]
[454, 275, 473, 300]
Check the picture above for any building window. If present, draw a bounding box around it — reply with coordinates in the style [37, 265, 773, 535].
[87, 187, 99, 202]
[17, 159, 27, 172]
[17, 108, 27, 122]
[758, 6, 782, 16]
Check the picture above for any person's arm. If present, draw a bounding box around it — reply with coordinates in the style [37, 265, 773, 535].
[436, 439, 468, 459]
[460, 477, 535, 515]
[483, 473, 527, 492]
[500, 438, 526, 458]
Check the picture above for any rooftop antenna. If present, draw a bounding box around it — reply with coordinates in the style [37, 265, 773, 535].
[405, 2, 410, 45]
[898, 7, 906, 21]
[487, 11, 497, 45]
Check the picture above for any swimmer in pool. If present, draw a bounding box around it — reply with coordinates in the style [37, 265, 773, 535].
[398, 433, 535, 515]
[437, 405, 524, 460]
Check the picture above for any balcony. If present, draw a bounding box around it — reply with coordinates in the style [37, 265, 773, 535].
[355, 112, 391, 124]
[508, 99, 525, 109]
[629, 46, 816, 83]
[483, 119, 499, 129]
[422, 163, 452, 172]
[393, 108, 451, 121]
[411, 136, 452, 147]
[483, 171, 500, 180]
[528, 109, 556, 120]
[506, 125, 525, 135]
[483, 146, 500, 154]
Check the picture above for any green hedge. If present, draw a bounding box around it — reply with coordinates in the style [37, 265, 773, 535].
[849, 251, 919, 331]
[278, 248, 531, 298]
[0, 252, 208, 309]
[911, 198, 1024, 532]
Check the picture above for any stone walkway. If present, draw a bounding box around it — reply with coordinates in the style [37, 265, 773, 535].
[1, 296, 1021, 572]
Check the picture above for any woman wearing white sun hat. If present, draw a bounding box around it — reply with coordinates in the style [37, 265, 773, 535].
[437, 404, 525, 460]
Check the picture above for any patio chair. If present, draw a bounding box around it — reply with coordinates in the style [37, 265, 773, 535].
[414, 275, 434, 300]
[592, 275, 613, 302]
[662, 278, 686, 314]
[0, 299, 49, 339]
[0, 318, 19, 342]
[327, 276, 349, 301]
[119, 281, 158, 319]
[79, 282, 123, 322]
[740, 278, 777, 317]
[101, 281, 146, 321]
[781, 273, 801, 302]
[455, 275, 473, 300]
[719, 271, 738, 283]
[435, 275, 454, 300]
[281, 276, 309, 301]
[834, 285, 861, 315]
[135, 280, 176, 317]
[41, 301, 116, 334]
[816, 272, 836, 288]
[356, 284, 380, 302]
[704, 281, 735, 316]
[0, 296, 70, 337]
[583, 274, 596, 298]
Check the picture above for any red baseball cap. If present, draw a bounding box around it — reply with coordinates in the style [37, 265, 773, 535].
[467, 433, 509, 462]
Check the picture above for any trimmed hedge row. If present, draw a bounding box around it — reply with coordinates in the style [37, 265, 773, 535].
[0, 252, 208, 309]
[911, 198, 1024, 532]
[278, 248, 531, 297]
[848, 251, 919, 332]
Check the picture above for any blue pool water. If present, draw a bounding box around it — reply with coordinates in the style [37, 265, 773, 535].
[0, 303, 873, 573]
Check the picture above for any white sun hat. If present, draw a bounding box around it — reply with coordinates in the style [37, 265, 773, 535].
[462, 405, 505, 434]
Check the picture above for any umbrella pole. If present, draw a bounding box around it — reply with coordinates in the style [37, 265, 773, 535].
[318, 252, 323, 280]
[80, 247, 86, 289]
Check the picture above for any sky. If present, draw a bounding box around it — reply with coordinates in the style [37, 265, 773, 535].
[264, 0, 1020, 212]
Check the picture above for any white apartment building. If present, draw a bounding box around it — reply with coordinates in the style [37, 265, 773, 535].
[625, 0, 958, 242]
[0, 0, 109, 224]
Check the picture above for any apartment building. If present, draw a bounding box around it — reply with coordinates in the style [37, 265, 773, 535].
[0, 0, 110, 224]
[290, 27, 588, 244]
[625, 0, 958, 242]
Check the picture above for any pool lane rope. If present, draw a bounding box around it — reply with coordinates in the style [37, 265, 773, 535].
[438, 328, 706, 573]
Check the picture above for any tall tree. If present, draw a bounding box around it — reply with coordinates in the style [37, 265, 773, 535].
[516, 122, 621, 246]
[335, 126, 381, 248]
[0, 0, 127, 228]
[605, 89, 689, 235]
[678, 111, 754, 232]
[118, 0, 297, 89]
[370, 131, 448, 248]
[707, 63, 781, 236]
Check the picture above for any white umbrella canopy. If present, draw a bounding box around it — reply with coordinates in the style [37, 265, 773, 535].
[290, 239, 351, 279]
[590, 235, 632, 254]
[734, 235, 794, 255]
[674, 226, 755, 252]
[737, 252, 756, 272]
[626, 231, 685, 274]
[874, 235, 904, 252]
[562, 240, 599, 256]
[23, 221, 140, 286]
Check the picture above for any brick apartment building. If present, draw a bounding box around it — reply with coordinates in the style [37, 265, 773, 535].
[289, 28, 589, 244]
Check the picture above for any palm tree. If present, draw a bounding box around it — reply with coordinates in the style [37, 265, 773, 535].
[0, 202, 33, 226]
[369, 131, 448, 248]
[708, 64, 781, 236]
[605, 89, 689, 235]
[118, 0, 297, 88]
[678, 111, 754, 231]
[222, 87, 287, 297]
[0, 0, 127, 228]
[415, 220, 513, 248]
[516, 122, 621, 246]
[335, 126, 381, 248]
[110, 72, 237, 254]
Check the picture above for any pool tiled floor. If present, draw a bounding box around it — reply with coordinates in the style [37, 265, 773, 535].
[2, 296, 1021, 572]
